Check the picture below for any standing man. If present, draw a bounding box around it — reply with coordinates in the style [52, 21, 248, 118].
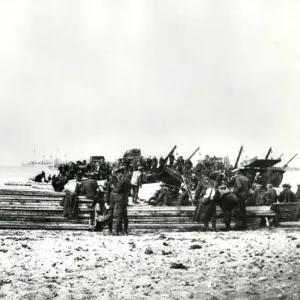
[110, 167, 132, 235]
[131, 166, 143, 204]
[152, 156, 158, 171]
[233, 169, 250, 229]
[176, 156, 185, 174]
[169, 153, 175, 167]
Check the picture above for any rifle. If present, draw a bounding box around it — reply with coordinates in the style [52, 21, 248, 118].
[283, 154, 297, 168]
[234, 145, 243, 169]
[265, 147, 272, 159]
[187, 147, 200, 161]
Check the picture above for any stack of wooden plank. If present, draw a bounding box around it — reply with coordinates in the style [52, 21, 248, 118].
[0, 188, 293, 232]
[271, 203, 300, 228]
[127, 205, 276, 232]
[0, 189, 93, 230]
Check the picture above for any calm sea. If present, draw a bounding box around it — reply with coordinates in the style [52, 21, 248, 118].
[0, 165, 59, 189]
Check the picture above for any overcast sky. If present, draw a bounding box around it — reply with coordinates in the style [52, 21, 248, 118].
[1, 0, 300, 166]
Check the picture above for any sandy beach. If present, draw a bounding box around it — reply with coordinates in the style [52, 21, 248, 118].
[1, 228, 300, 300]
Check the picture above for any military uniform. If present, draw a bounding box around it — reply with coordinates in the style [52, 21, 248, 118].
[233, 174, 250, 229]
[111, 175, 131, 234]
[278, 188, 296, 203]
[80, 178, 104, 227]
[263, 188, 277, 205]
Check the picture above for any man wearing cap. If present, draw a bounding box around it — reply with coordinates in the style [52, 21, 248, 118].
[263, 184, 278, 205]
[278, 184, 297, 203]
[79, 173, 104, 229]
[151, 157, 158, 171]
[110, 167, 132, 235]
[252, 184, 266, 206]
[131, 166, 144, 204]
[233, 169, 250, 229]
[193, 178, 217, 231]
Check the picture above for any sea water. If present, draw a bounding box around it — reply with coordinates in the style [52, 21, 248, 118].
[0, 165, 58, 189]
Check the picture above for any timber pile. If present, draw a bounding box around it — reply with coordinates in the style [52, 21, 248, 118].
[0, 189, 93, 230]
[271, 203, 300, 228]
[127, 206, 276, 232]
[1, 189, 298, 232]
[5, 181, 31, 186]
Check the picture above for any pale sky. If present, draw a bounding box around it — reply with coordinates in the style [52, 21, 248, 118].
[1, 0, 300, 166]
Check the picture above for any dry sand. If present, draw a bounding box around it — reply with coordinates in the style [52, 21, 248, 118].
[0, 229, 300, 300]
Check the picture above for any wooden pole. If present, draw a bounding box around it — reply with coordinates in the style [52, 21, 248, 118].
[234, 145, 243, 169]
[187, 147, 200, 161]
[265, 147, 272, 159]
[283, 154, 297, 167]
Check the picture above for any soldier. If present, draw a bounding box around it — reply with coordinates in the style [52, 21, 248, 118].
[110, 167, 132, 235]
[176, 156, 185, 174]
[169, 153, 175, 167]
[233, 169, 250, 229]
[263, 183, 278, 205]
[179, 187, 189, 206]
[146, 157, 153, 171]
[34, 171, 47, 183]
[278, 184, 297, 203]
[79, 173, 105, 229]
[159, 156, 165, 168]
[152, 156, 158, 171]
[217, 185, 238, 231]
[190, 173, 199, 191]
[252, 184, 266, 206]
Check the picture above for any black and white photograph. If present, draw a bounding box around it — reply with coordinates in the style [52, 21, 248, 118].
[0, 1, 300, 299]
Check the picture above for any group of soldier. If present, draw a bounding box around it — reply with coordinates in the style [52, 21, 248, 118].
[39, 149, 300, 234]
[193, 169, 300, 231]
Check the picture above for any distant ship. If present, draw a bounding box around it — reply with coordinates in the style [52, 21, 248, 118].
[22, 150, 65, 170]
[21, 160, 52, 167]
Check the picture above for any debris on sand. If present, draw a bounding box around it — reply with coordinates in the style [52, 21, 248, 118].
[145, 247, 154, 255]
[170, 263, 188, 270]
[189, 244, 202, 250]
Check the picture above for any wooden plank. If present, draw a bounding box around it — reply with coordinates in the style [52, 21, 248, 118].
[0, 211, 90, 217]
[0, 196, 93, 203]
[0, 216, 90, 223]
[0, 224, 90, 230]
[0, 189, 64, 197]
[0, 207, 91, 213]
[0, 221, 89, 227]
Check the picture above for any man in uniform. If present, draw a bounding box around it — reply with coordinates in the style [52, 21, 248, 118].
[263, 183, 278, 205]
[176, 156, 185, 174]
[80, 172, 104, 229]
[110, 167, 132, 235]
[151, 157, 158, 171]
[278, 184, 297, 203]
[233, 169, 250, 229]
[169, 153, 175, 167]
